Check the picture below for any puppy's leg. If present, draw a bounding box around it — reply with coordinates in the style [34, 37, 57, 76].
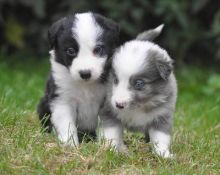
[51, 102, 79, 147]
[144, 131, 150, 143]
[100, 119, 127, 153]
[149, 129, 172, 158]
[148, 115, 173, 158]
[37, 96, 52, 132]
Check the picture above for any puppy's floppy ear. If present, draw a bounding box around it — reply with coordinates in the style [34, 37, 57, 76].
[156, 59, 173, 80]
[136, 24, 164, 41]
[93, 13, 120, 43]
[149, 48, 173, 80]
[48, 17, 66, 50]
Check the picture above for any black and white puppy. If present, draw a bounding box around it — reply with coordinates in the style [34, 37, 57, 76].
[37, 12, 119, 146]
[100, 25, 177, 158]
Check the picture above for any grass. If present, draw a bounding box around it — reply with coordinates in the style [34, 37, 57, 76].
[0, 56, 220, 175]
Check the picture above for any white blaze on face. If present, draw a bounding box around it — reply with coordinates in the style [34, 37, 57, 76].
[111, 79, 131, 109]
[69, 12, 106, 81]
[111, 41, 151, 109]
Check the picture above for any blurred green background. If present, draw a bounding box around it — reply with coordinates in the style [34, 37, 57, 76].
[0, 0, 220, 66]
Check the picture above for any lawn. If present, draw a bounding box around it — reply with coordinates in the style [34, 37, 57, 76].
[0, 56, 219, 175]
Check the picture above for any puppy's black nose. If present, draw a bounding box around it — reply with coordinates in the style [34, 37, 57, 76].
[116, 102, 125, 109]
[79, 70, 91, 80]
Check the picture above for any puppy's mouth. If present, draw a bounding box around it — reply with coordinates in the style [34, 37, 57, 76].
[78, 78, 96, 84]
[115, 101, 142, 111]
[113, 101, 131, 111]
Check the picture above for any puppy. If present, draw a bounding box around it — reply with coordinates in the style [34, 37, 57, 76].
[99, 25, 177, 158]
[37, 12, 119, 146]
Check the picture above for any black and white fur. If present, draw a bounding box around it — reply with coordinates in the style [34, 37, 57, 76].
[37, 12, 119, 146]
[99, 25, 177, 158]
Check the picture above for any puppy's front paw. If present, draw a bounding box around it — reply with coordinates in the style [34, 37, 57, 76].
[65, 139, 79, 148]
[116, 143, 129, 154]
[154, 147, 174, 158]
[58, 134, 79, 148]
[106, 140, 128, 154]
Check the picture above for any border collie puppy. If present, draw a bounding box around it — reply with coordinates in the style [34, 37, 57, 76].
[37, 12, 119, 146]
[100, 25, 177, 158]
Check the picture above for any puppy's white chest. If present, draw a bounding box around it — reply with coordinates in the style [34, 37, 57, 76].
[117, 108, 154, 129]
[70, 83, 105, 130]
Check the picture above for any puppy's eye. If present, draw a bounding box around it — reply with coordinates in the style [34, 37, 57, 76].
[66, 48, 77, 57]
[93, 45, 105, 56]
[114, 77, 119, 85]
[134, 79, 145, 90]
[112, 72, 119, 84]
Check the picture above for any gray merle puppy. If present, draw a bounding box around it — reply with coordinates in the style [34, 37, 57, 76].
[99, 25, 177, 158]
[37, 12, 119, 146]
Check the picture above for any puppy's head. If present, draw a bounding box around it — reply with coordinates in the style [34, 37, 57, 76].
[110, 25, 173, 110]
[48, 12, 119, 82]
